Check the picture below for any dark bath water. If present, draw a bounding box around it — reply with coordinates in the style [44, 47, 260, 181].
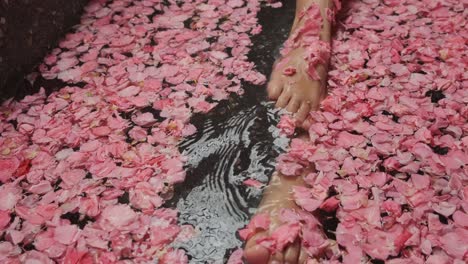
[7, 1, 296, 263]
[166, 2, 296, 263]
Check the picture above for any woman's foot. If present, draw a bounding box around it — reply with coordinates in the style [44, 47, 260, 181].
[243, 172, 308, 264]
[267, 0, 333, 128]
[267, 48, 328, 127]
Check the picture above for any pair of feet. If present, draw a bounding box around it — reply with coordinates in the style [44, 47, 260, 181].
[243, 44, 328, 264]
[243, 1, 332, 262]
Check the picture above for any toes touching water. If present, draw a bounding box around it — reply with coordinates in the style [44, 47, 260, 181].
[267, 47, 328, 126]
[243, 0, 335, 262]
[266, 0, 332, 127]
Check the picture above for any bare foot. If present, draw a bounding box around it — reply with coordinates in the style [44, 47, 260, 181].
[267, 48, 328, 128]
[243, 172, 309, 264]
[267, 0, 333, 127]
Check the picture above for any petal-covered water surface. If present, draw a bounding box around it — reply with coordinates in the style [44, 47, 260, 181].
[0, 0, 288, 263]
[1, 0, 467, 263]
[241, 0, 467, 263]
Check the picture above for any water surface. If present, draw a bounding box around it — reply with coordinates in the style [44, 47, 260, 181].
[167, 2, 296, 262]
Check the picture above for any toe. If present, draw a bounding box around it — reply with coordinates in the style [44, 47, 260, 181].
[244, 232, 270, 264]
[294, 103, 310, 124]
[275, 89, 292, 109]
[244, 244, 270, 264]
[267, 82, 283, 100]
[298, 247, 308, 264]
[267, 71, 284, 100]
[286, 97, 301, 113]
[267, 80, 283, 100]
[284, 239, 300, 264]
[269, 251, 284, 264]
[300, 118, 312, 131]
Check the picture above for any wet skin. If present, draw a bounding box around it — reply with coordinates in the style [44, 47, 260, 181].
[244, 0, 333, 263]
[267, 0, 332, 129]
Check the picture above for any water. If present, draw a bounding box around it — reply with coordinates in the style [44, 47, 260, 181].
[169, 100, 289, 263]
[8, 1, 296, 262]
[166, 2, 296, 263]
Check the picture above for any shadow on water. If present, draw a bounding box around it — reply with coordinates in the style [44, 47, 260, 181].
[165, 1, 296, 263]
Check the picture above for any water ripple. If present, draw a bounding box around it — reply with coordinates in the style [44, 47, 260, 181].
[166, 1, 296, 262]
[169, 101, 288, 263]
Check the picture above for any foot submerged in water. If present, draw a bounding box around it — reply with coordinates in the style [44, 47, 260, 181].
[242, 172, 308, 264]
[244, 0, 336, 262]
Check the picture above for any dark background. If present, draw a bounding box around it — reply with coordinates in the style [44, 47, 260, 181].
[0, 0, 88, 101]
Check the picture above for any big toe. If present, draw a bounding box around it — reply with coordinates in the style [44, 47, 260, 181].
[283, 239, 301, 264]
[267, 78, 283, 100]
[244, 244, 270, 264]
